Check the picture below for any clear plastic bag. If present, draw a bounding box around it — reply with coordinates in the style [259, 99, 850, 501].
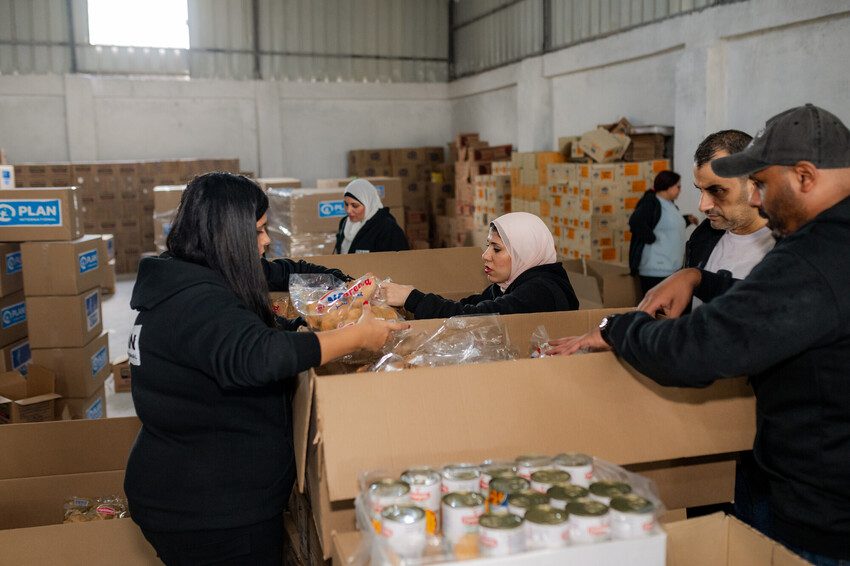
[530, 325, 553, 358]
[368, 314, 517, 372]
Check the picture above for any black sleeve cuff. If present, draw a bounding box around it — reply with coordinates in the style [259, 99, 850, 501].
[694, 269, 736, 303]
[606, 311, 650, 352]
[404, 289, 425, 312]
[290, 330, 322, 372]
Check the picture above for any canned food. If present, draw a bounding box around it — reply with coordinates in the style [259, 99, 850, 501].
[401, 467, 442, 536]
[552, 453, 594, 487]
[380, 504, 427, 558]
[487, 476, 530, 511]
[530, 469, 572, 493]
[506, 489, 550, 518]
[478, 512, 525, 557]
[567, 499, 610, 544]
[442, 463, 481, 494]
[547, 483, 590, 510]
[479, 461, 518, 492]
[515, 454, 553, 480]
[368, 479, 411, 533]
[609, 494, 656, 539]
[525, 504, 570, 549]
[442, 491, 486, 545]
[588, 480, 632, 505]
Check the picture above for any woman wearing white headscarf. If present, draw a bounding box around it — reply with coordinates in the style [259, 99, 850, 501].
[381, 212, 578, 319]
[333, 179, 409, 254]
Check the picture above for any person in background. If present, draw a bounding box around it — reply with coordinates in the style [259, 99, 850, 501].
[333, 179, 409, 254]
[628, 170, 699, 295]
[548, 104, 850, 565]
[125, 173, 407, 565]
[380, 212, 579, 318]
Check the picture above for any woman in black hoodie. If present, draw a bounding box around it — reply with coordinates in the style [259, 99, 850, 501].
[380, 212, 579, 318]
[333, 178, 409, 254]
[125, 173, 406, 565]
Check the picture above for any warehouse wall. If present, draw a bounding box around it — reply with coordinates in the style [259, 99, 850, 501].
[448, 0, 850, 216]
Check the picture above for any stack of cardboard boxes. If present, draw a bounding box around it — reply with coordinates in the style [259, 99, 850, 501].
[509, 151, 566, 222]
[0, 243, 30, 379]
[151, 185, 186, 253]
[472, 174, 511, 228]
[265, 187, 348, 258]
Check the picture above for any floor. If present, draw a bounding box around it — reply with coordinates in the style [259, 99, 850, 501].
[103, 274, 138, 418]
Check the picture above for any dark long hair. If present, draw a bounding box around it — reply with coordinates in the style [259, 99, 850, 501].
[167, 172, 275, 327]
[653, 170, 681, 192]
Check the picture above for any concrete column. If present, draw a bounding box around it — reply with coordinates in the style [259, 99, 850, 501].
[63, 74, 98, 161]
[516, 56, 552, 152]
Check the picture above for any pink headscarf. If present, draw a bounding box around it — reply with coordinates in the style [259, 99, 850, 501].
[490, 212, 558, 292]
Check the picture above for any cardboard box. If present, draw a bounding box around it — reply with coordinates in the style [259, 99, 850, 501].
[314, 177, 404, 208]
[0, 291, 27, 348]
[0, 365, 60, 424]
[562, 259, 639, 307]
[99, 234, 115, 261]
[0, 337, 31, 375]
[294, 309, 756, 558]
[56, 385, 106, 420]
[112, 356, 131, 393]
[579, 129, 631, 163]
[32, 332, 109, 398]
[152, 185, 185, 214]
[0, 243, 23, 297]
[0, 188, 83, 242]
[26, 288, 102, 348]
[256, 177, 301, 191]
[100, 258, 116, 295]
[0, 165, 13, 189]
[21, 235, 103, 296]
[267, 187, 347, 234]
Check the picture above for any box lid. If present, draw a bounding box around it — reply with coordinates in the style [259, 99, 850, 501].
[0, 365, 56, 400]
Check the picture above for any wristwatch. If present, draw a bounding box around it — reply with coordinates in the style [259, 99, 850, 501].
[598, 315, 618, 348]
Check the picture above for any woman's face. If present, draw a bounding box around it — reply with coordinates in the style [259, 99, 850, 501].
[481, 230, 512, 284]
[256, 213, 271, 257]
[344, 196, 366, 223]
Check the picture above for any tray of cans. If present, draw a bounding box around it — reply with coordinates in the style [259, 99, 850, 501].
[352, 453, 667, 565]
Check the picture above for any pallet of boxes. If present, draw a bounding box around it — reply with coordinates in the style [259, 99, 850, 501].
[0, 187, 109, 422]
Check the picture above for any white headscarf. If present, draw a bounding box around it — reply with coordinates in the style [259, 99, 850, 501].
[340, 179, 384, 254]
[489, 212, 558, 291]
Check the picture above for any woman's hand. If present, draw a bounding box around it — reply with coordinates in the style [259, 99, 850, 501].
[316, 303, 409, 364]
[355, 303, 410, 351]
[380, 282, 416, 307]
[547, 328, 611, 356]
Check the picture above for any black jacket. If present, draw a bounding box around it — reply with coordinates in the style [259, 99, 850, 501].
[333, 208, 409, 254]
[262, 257, 351, 291]
[684, 219, 728, 304]
[608, 196, 850, 559]
[627, 191, 689, 275]
[404, 263, 579, 319]
[125, 255, 321, 532]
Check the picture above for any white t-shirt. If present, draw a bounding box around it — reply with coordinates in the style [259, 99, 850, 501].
[693, 226, 775, 309]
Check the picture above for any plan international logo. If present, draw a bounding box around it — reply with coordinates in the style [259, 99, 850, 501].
[0, 199, 63, 226]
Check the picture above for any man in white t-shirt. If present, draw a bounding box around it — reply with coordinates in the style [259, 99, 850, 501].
[686, 130, 775, 308]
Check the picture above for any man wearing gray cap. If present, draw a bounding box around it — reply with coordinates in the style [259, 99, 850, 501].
[549, 104, 850, 564]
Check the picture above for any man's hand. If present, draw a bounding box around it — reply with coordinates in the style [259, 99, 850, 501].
[547, 327, 611, 356]
[380, 282, 416, 307]
[638, 268, 702, 318]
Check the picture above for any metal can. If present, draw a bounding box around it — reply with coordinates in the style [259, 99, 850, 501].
[380, 504, 427, 559]
[479, 461, 518, 492]
[368, 479, 411, 533]
[530, 469, 572, 493]
[515, 454, 553, 480]
[525, 504, 570, 549]
[401, 467, 442, 536]
[441, 491, 486, 545]
[609, 494, 656, 539]
[588, 480, 632, 505]
[487, 475, 530, 511]
[547, 483, 589, 510]
[552, 452, 595, 487]
[567, 499, 611, 544]
[506, 489, 550, 518]
[478, 512, 525, 557]
[441, 463, 481, 494]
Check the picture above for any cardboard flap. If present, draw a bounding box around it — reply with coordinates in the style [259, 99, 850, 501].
[564, 270, 604, 309]
[665, 513, 728, 566]
[0, 371, 28, 399]
[13, 393, 60, 406]
[22, 366, 56, 397]
[293, 370, 314, 493]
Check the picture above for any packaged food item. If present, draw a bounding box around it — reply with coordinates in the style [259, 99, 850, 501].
[487, 475, 530, 511]
[553, 452, 595, 487]
[63, 496, 95, 523]
[441, 491, 485, 545]
[63, 495, 129, 523]
[525, 504, 570, 549]
[515, 454, 553, 480]
[506, 489, 549, 518]
[368, 479, 411, 533]
[380, 504, 427, 559]
[479, 461, 517, 492]
[530, 325, 554, 357]
[290, 272, 402, 331]
[478, 512, 525, 557]
[547, 483, 589, 510]
[567, 499, 611, 543]
[530, 469, 571, 493]
[588, 480, 632, 505]
[401, 467, 442, 536]
[441, 463, 480, 494]
[609, 494, 656, 539]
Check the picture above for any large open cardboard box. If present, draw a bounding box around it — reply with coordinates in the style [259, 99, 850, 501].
[563, 258, 640, 308]
[293, 308, 757, 559]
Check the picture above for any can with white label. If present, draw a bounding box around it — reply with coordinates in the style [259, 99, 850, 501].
[610, 494, 656, 539]
[567, 499, 611, 544]
[401, 467, 442, 536]
[530, 469, 572, 493]
[588, 480, 632, 505]
[442, 463, 481, 494]
[368, 479, 411, 533]
[479, 461, 517, 492]
[442, 491, 485, 545]
[552, 453, 594, 487]
[506, 489, 549, 518]
[515, 454, 552, 480]
[547, 483, 589, 510]
[478, 512, 525, 557]
[380, 504, 427, 559]
[525, 504, 570, 549]
[487, 475, 530, 511]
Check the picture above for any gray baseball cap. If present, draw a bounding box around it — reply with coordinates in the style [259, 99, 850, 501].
[712, 104, 850, 178]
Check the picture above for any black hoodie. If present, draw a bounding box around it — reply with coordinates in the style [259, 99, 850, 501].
[124, 255, 321, 532]
[333, 208, 409, 254]
[404, 263, 579, 319]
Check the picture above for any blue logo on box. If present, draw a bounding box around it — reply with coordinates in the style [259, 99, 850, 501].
[91, 346, 108, 376]
[317, 200, 346, 218]
[78, 249, 99, 274]
[1, 170, 10, 181]
[0, 199, 62, 227]
[11, 341, 30, 374]
[85, 291, 100, 331]
[1, 302, 26, 329]
[374, 185, 386, 198]
[106, 238, 114, 257]
[5, 251, 21, 275]
[86, 397, 104, 420]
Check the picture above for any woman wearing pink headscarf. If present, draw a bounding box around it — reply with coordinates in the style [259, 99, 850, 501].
[381, 212, 579, 319]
